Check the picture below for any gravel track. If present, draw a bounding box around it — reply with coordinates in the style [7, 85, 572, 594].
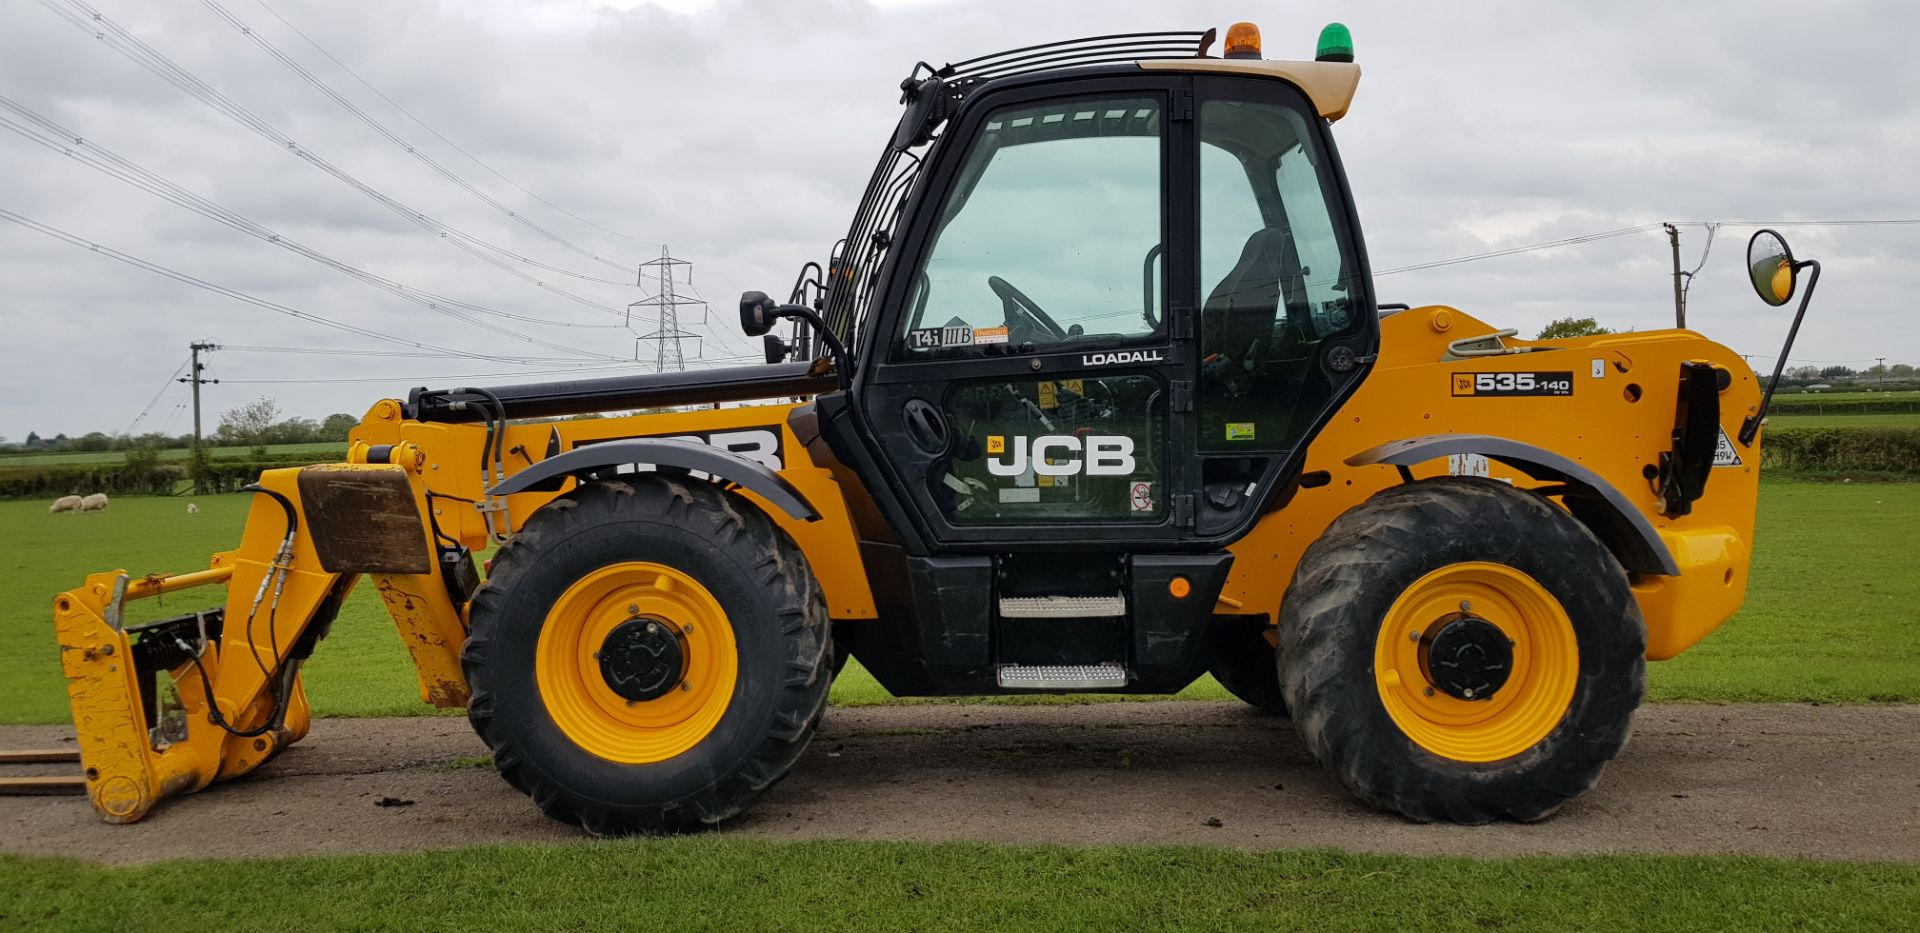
[3, 702, 1916, 864]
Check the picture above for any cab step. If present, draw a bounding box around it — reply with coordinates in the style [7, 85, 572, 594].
[998, 595, 1126, 618]
[995, 663, 1128, 690]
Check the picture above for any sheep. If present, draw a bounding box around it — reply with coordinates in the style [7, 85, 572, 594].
[49, 495, 83, 514]
[186, 502, 199, 514]
[79, 493, 109, 512]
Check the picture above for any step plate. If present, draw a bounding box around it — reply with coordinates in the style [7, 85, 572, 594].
[996, 663, 1129, 690]
[998, 596, 1126, 619]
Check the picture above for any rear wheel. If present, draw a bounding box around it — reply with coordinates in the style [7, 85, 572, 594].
[464, 477, 832, 834]
[1278, 477, 1644, 823]
[1208, 619, 1288, 716]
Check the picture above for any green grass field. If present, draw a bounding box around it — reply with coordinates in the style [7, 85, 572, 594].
[1, 840, 1916, 931]
[2, 480, 1915, 724]
[0, 442, 344, 467]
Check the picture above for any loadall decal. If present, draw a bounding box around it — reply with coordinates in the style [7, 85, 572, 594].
[576, 428, 785, 471]
[1451, 372, 1574, 397]
[985, 435, 1137, 476]
[1081, 349, 1165, 366]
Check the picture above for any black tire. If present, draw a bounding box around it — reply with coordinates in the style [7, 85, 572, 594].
[463, 477, 833, 835]
[1208, 618, 1289, 716]
[1278, 477, 1645, 824]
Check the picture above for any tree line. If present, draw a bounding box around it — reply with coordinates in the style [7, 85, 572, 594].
[1, 398, 357, 455]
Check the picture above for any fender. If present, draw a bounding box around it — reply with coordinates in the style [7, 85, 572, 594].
[1346, 434, 1680, 576]
[490, 438, 820, 522]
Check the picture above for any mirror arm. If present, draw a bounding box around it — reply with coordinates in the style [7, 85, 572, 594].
[1739, 259, 1819, 446]
[774, 303, 853, 392]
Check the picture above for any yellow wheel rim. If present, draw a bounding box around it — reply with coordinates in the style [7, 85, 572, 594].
[535, 561, 737, 764]
[1373, 562, 1578, 762]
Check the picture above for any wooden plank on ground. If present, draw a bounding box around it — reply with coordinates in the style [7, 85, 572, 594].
[0, 749, 80, 764]
[0, 775, 87, 795]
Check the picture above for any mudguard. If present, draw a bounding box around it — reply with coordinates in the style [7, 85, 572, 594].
[489, 437, 821, 522]
[1346, 433, 1680, 576]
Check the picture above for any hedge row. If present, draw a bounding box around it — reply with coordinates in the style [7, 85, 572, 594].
[1760, 426, 1920, 475]
[0, 455, 341, 500]
[1767, 396, 1920, 416]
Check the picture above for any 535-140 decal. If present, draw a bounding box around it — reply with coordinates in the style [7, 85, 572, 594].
[1451, 371, 1574, 397]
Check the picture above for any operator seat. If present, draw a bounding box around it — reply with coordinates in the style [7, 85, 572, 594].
[1201, 227, 1310, 395]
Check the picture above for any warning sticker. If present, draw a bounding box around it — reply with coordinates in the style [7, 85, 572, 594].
[999, 487, 1040, 504]
[1038, 382, 1058, 409]
[973, 324, 1010, 346]
[1129, 481, 1154, 513]
[1713, 428, 1743, 467]
[906, 325, 974, 350]
[1225, 422, 1256, 441]
[986, 435, 1005, 455]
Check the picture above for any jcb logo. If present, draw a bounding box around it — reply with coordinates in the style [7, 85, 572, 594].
[576, 428, 784, 471]
[986, 435, 1136, 477]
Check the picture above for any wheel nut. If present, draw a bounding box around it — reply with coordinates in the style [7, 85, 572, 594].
[1458, 600, 1472, 611]
[645, 622, 659, 635]
[1408, 630, 1420, 641]
[628, 604, 639, 615]
[682, 623, 694, 633]
[1423, 686, 1435, 697]
[679, 681, 691, 692]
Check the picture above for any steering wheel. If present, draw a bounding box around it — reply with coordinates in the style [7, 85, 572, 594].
[988, 276, 1068, 343]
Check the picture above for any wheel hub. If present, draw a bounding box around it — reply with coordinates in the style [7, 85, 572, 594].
[1419, 613, 1512, 701]
[597, 617, 686, 702]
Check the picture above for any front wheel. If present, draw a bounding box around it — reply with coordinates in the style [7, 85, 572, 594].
[464, 477, 833, 834]
[1279, 477, 1645, 823]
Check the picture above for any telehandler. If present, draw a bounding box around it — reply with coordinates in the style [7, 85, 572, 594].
[47, 23, 1820, 832]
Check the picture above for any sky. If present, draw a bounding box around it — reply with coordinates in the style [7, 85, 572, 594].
[1, 0, 1914, 440]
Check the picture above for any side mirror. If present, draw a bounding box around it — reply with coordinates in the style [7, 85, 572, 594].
[762, 333, 789, 365]
[1747, 229, 1797, 307]
[739, 291, 776, 337]
[1738, 228, 1822, 446]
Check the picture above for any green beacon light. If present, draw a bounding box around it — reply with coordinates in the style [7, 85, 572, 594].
[1316, 22, 1354, 63]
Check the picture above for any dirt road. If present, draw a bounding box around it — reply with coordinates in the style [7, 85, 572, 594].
[3, 702, 1916, 864]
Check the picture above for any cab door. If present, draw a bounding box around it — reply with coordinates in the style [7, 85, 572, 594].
[852, 76, 1200, 549]
[849, 72, 1377, 551]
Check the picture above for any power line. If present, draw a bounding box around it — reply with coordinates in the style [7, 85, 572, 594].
[39, 0, 639, 309]
[218, 344, 595, 362]
[0, 97, 631, 357]
[1375, 218, 1920, 279]
[120, 358, 190, 436]
[217, 354, 763, 385]
[0, 206, 611, 365]
[1373, 224, 1664, 277]
[199, 0, 642, 275]
[248, 0, 661, 252]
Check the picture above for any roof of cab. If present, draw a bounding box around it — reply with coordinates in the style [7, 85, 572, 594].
[1138, 59, 1361, 121]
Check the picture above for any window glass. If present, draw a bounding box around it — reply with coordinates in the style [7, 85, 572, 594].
[897, 97, 1164, 358]
[937, 375, 1164, 524]
[1196, 98, 1360, 452]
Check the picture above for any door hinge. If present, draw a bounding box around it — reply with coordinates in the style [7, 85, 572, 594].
[1172, 494, 1195, 527]
[1170, 380, 1192, 413]
[1169, 306, 1193, 340]
[1173, 89, 1194, 122]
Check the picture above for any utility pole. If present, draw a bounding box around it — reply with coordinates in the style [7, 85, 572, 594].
[1664, 223, 1685, 329]
[628, 246, 705, 373]
[177, 341, 219, 494]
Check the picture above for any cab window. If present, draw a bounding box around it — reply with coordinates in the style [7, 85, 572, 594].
[1196, 95, 1361, 452]
[896, 96, 1164, 358]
